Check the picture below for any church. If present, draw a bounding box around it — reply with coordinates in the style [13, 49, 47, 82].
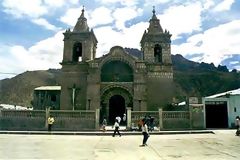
[33, 7, 174, 123]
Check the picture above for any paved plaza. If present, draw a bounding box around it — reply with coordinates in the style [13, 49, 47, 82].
[0, 130, 239, 160]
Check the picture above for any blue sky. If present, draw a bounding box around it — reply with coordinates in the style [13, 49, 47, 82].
[0, 0, 240, 80]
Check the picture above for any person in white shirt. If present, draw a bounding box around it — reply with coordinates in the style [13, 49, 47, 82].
[116, 116, 121, 124]
[112, 119, 121, 137]
[140, 119, 149, 147]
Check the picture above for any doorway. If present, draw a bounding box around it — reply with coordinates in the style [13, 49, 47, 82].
[109, 95, 125, 124]
[205, 101, 228, 128]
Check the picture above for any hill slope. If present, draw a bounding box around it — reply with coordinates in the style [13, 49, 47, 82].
[0, 69, 60, 107]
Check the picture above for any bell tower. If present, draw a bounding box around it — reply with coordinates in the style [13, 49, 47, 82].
[60, 7, 98, 110]
[140, 7, 172, 65]
[62, 7, 97, 63]
[140, 7, 174, 109]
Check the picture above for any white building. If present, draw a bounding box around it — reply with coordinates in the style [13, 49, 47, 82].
[202, 88, 240, 128]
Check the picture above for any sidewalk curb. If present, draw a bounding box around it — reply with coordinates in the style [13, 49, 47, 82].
[0, 130, 214, 136]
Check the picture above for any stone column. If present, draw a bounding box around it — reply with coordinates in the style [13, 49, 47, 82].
[126, 107, 132, 130]
[189, 105, 193, 129]
[158, 108, 163, 131]
[45, 107, 50, 128]
[95, 108, 100, 130]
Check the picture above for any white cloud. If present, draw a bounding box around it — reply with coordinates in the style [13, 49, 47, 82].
[96, 0, 138, 6]
[2, 0, 80, 19]
[2, 0, 73, 32]
[94, 21, 148, 56]
[94, 26, 122, 56]
[60, 6, 143, 30]
[144, 0, 172, 6]
[2, 0, 47, 18]
[159, 2, 202, 40]
[0, 32, 63, 79]
[43, 0, 80, 7]
[88, 7, 113, 27]
[32, 18, 61, 31]
[0, 45, 21, 80]
[59, 7, 83, 26]
[43, 0, 66, 8]
[172, 20, 240, 66]
[113, 7, 143, 30]
[202, 0, 215, 10]
[213, 0, 235, 12]
[120, 21, 148, 48]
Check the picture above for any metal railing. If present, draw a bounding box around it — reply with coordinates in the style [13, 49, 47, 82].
[163, 111, 190, 119]
[1, 110, 45, 118]
[50, 110, 95, 120]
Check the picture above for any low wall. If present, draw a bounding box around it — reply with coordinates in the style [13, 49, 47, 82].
[0, 107, 204, 131]
[50, 110, 95, 131]
[0, 117, 45, 131]
[162, 111, 190, 130]
[130, 110, 192, 130]
[0, 110, 96, 131]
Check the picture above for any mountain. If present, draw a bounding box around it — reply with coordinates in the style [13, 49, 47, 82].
[0, 69, 61, 107]
[0, 49, 239, 107]
[125, 48, 240, 101]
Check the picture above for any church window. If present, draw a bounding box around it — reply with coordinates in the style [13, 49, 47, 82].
[101, 61, 133, 82]
[73, 42, 82, 62]
[154, 44, 162, 63]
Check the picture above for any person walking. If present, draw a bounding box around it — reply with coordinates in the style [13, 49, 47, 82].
[102, 117, 107, 132]
[112, 119, 121, 137]
[47, 115, 55, 132]
[235, 116, 240, 136]
[140, 119, 149, 147]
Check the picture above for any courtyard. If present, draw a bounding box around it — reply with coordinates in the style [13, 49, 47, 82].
[0, 130, 239, 160]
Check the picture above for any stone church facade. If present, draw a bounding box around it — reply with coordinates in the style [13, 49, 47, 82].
[34, 7, 174, 123]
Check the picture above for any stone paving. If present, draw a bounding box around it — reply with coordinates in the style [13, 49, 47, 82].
[0, 130, 239, 160]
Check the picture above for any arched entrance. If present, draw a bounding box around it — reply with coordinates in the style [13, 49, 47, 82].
[100, 86, 133, 124]
[109, 95, 125, 124]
